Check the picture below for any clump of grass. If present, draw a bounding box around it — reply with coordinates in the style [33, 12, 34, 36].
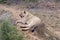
[0, 0, 7, 3]
[24, 0, 39, 3]
[55, 0, 60, 2]
[0, 20, 24, 40]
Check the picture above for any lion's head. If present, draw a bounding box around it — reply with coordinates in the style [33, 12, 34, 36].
[19, 11, 28, 18]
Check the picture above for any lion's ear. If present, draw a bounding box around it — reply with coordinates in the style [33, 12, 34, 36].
[24, 11, 26, 14]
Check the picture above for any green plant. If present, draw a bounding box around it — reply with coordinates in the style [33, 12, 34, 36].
[0, 20, 24, 40]
[55, 0, 60, 2]
[0, 0, 7, 3]
[24, 0, 30, 3]
[24, 0, 39, 3]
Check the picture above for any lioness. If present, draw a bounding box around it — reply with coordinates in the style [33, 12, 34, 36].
[17, 11, 41, 32]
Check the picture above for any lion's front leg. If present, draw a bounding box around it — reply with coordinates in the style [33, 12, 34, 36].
[16, 20, 24, 24]
[21, 27, 30, 31]
[20, 24, 30, 31]
[20, 24, 29, 28]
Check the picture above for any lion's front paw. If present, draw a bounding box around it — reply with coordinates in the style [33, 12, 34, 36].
[21, 27, 30, 31]
[20, 25, 28, 28]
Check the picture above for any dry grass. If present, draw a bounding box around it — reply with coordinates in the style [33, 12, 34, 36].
[0, 2, 60, 40]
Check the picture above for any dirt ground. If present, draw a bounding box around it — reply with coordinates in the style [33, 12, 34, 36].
[0, 2, 60, 40]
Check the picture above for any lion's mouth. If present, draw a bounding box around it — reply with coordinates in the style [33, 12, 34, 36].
[20, 15, 24, 18]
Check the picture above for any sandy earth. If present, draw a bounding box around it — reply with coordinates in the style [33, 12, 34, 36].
[0, 4, 42, 40]
[0, 4, 60, 40]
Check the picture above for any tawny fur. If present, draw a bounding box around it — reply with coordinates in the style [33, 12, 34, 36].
[17, 11, 41, 30]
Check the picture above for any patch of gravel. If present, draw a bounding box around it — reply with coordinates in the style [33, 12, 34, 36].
[0, 10, 12, 23]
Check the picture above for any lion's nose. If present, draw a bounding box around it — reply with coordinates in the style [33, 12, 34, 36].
[19, 13, 24, 18]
